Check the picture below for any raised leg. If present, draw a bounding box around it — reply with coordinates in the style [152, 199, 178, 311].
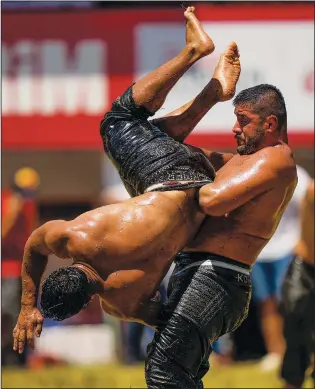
[151, 41, 241, 142]
[132, 7, 215, 114]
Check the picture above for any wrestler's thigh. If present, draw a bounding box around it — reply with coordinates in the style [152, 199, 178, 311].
[162, 263, 200, 322]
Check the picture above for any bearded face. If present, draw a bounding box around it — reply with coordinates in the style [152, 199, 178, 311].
[235, 124, 265, 155]
[233, 106, 266, 155]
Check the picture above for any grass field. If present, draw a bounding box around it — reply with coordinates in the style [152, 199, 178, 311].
[2, 361, 313, 388]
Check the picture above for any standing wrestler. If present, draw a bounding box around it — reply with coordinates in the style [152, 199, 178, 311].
[144, 82, 297, 388]
[135, 9, 297, 388]
[280, 179, 314, 389]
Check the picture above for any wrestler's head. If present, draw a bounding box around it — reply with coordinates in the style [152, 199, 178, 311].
[40, 266, 92, 321]
[232, 84, 287, 155]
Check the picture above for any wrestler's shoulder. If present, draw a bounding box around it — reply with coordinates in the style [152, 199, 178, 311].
[258, 143, 297, 181]
[257, 144, 296, 171]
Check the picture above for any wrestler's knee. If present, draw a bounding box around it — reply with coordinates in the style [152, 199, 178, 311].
[145, 343, 197, 389]
[100, 84, 154, 141]
[99, 85, 139, 150]
[106, 84, 154, 120]
[145, 313, 207, 385]
[119, 84, 154, 119]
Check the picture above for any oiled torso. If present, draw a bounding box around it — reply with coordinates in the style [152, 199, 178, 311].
[186, 153, 297, 265]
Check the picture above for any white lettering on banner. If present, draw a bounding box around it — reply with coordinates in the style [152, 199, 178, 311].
[136, 23, 314, 132]
[2, 40, 107, 115]
[16, 41, 35, 114]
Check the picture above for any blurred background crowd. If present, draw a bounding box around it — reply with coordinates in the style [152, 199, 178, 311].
[2, 1, 314, 388]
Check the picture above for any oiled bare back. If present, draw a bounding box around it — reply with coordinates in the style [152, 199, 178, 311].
[45, 190, 204, 315]
[62, 191, 201, 265]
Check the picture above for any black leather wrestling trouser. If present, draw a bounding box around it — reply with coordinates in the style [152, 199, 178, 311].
[145, 252, 252, 389]
[280, 255, 315, 387]
[100, 85, 215, 196]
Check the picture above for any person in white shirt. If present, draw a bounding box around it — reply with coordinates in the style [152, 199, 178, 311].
[250, 164, 311, 371]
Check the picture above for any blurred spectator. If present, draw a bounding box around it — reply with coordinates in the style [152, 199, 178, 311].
[211, 334, 234, 366]
[251, 165, 311, 371]
[1, 167, 40, 366]
[280, 179, 314, 388]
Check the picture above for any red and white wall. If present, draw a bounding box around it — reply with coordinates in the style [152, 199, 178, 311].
[2, 4, 314, 149]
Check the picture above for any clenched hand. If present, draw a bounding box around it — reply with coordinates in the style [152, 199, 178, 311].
[13, 307, 43, 354]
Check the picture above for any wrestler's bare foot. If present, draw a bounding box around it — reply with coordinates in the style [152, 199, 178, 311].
[212, 41, 241, 102]
[184, 6, 215, 58]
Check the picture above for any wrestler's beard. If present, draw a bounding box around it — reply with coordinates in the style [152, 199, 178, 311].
[236, 126, 265, 155]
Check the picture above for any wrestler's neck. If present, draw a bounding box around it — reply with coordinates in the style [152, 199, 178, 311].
[72, 262, 104, 294]
[256, 133, 287, 152]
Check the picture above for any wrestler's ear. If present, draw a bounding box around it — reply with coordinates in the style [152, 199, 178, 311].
[264, 115, 278, 134]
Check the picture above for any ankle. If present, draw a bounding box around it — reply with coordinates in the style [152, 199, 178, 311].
[182, 44, 201, 63]
[183, 43, 211, 63]
[205, 79, 221, 103]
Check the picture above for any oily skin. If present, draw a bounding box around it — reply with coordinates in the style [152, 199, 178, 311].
[13, 7, 297, 353]
[187, 104, 297, 263]
[189, 142, 297, 263]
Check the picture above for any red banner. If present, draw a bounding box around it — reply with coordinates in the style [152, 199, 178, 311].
[2, 4, 314, 149]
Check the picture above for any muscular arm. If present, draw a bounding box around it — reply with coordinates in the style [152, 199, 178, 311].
[21, 224, 52, 308]
[199, 148, 295, 216]
[13, 220, 66, 353]
[21, 219, 67, 308]
[13, 223, 52, 353]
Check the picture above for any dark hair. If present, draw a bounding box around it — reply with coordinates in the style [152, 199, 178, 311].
[40, 267, 91, 321]
[233, 84, 287, 139]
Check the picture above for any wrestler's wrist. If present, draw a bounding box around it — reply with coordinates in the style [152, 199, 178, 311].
[21, 294, 37, 308]
[20, 304, 36, 312]
[21, 300, 36, 307]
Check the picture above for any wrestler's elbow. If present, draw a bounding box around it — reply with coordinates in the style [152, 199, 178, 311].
[198, 186, 227, 216]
